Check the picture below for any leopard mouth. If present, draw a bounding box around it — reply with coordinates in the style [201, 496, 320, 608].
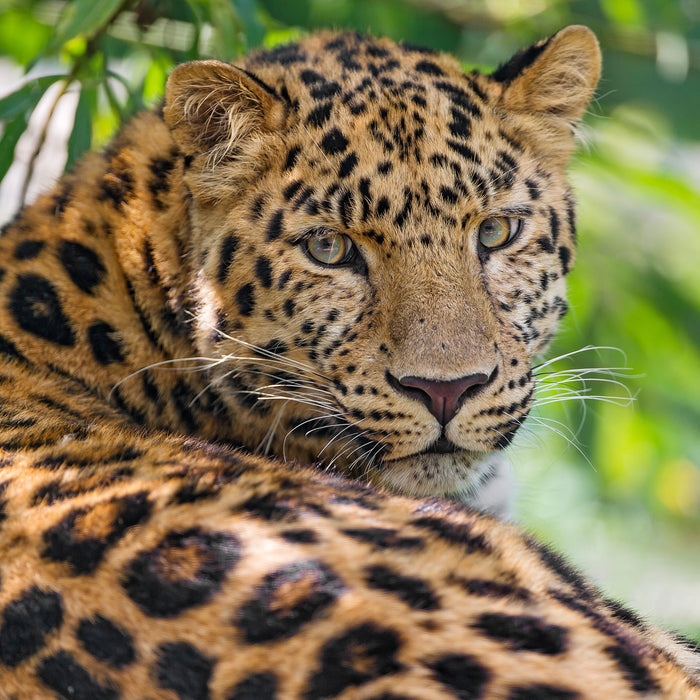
[295, 416, 491, 498]
[391, 434, 463, 460]
[298, 416, 481, 487]
[423, 435, 460, 455]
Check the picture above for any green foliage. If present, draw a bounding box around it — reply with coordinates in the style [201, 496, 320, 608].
[0, 0, 698, 545]
[44, 0, 126, 56]
[543, 103, 700, 522]
[0, 0, 284, 184]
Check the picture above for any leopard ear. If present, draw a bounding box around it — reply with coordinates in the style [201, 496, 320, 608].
[493, 25, 601, 128]
[163, 60, 287, 164]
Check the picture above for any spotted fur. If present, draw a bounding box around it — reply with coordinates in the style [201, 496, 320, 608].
[0, 27, 698, 699]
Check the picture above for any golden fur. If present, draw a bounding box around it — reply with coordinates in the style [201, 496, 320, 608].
[0, 26, 698, 699]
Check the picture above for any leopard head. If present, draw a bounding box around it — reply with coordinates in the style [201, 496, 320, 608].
[163, 27, 600, 498]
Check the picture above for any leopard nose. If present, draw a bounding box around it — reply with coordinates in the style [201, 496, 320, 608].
[387, 370, 495, 426]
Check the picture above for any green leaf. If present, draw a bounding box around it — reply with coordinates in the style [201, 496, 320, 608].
[46, 0, 125, 53]
[210, 0, 244, 57]
[102, 75, 126, 121]
[66, 85, 94, 170]
[105, 68, 144, 118]
[0, 8, 52, 64]
[235, 0, 265, 47]
[598, 0, 647, 28]
[142, 54, 172, 104]
[0, 112, 29, 184]
[0, 75, 65, 122]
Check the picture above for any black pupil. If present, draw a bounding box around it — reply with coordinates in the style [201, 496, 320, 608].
[488, 219, 505, 234]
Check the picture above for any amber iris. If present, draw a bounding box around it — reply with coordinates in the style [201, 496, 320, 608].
[306, 232, 355, 265]
[478, 217, 521, 249]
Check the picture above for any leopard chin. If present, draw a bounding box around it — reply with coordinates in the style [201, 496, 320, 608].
[377, 449, 493, 497]
[377, 451, 513, 516]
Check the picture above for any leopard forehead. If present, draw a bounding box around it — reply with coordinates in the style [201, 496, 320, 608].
[166, 31, 587, 497]
[193, 31, 558, 221]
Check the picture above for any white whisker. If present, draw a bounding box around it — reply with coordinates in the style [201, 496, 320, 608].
[318, 422, 358, 457]
[282, 412, 342, 461]
[532, 394, 636, 409]
[328, 429, 375, 472]
[191, 310, 329, 380]
[517, 413, 595, 470]
[256, 401, 288, 456]
[533, 345, 628, 372]
[110, 356, 226, 400]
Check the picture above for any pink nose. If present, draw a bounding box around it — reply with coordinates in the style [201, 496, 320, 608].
[394, 372, 493, 425]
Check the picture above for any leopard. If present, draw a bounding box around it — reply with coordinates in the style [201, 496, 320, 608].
[0, 24, 698, 699]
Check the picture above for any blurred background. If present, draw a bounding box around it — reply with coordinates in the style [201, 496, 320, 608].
[1, 0, 698, 636]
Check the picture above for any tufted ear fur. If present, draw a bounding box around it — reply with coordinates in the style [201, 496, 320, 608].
[492, 25, 600, 159]
[163, 60, 287, 165]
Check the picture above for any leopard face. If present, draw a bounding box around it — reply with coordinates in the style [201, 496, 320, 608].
[164, 30, 599, 497]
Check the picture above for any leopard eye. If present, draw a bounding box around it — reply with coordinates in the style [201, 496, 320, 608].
[305, 231, 355, 266]
[478, 216, 522, 249]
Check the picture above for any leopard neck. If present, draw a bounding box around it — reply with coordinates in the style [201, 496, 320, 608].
[104, 110, 242, 441]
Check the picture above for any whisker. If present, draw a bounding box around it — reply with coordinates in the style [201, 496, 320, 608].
[242, 369, 336, 397]
[214, 353, 334, 390]
[328, 430, 375, 472]
[326, 433, 362, 471]
[282, 412, 343, 461]
[110, 356, 226, 400]
[188, 366, 245, 407]
[256, 401, 288, 456]
[191, 310, 330, 381]
[528, 411, 584, 440]
[254, 390, 337, 412]
[532, 345, 628, 373]
[355, 435, 390, 476]
[536, 366, 637, 377]
[318, 422, 359, 457]
[517, 413, 595, 470]
[532, 394, 636, 409]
